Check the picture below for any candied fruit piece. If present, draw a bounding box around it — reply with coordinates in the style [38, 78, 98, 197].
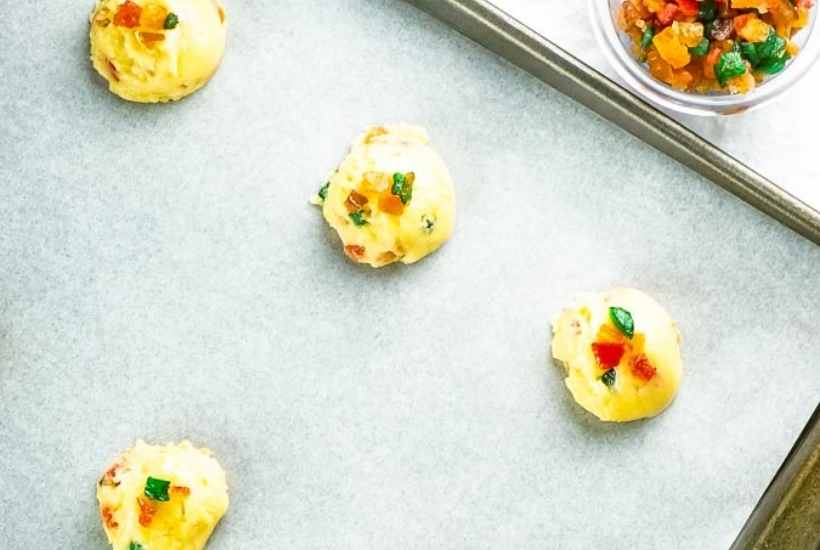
[139, 3, 169, 30]
[728, 68, 757, 93]
[673, 21, 705, 47]
[653, 26, 691, 68]
[643, 0, 666, 13]
[735, 14, 771, 42]
[113, 0, 142, 28]
[730, 0, 771, 11]
[631, 354, 657, 381]
[344, 244, 366, 260]
[591, 342, 626, 370]
[677, 0, 700, 16]
[138, 31, 165, 46]
[378, 194, 404, 215]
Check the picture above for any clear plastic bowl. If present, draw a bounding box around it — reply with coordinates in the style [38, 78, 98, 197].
[589, 0, 820, 116]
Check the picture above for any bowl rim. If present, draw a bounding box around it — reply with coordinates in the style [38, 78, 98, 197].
[589, 0, 820, 116]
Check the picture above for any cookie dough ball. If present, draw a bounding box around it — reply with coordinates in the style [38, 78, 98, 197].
[313, 125, 456, 267]
[97, 440, 229, 550]
[90, 0, 226, 102]
[551, 288, 682, 422]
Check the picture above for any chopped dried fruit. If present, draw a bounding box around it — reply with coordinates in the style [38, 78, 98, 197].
[138, 31, 165, 46]
[391, 172, 414, 204]
[349, 210, 368, 226]
[715, 51, 747, 85]
[609, 307, 635, 338]
[618, 0, 813, 93]
[317, 182, 329, 202]
[113, 0, 142, 28]
[101, 506, 118, 529]
[653, 26, 691, 68]
[344, 244, 366, 260]
[164, 12, 180, 29]
[601, 368, 617, 387]
[144, 476, 170, 502]
[129, 543, 145, 550]
[139, 3, 168, 29]
[344, 190, 368, 213]
[378, 193, 404, 215]
[631, 354, 658, 381]
[591, 342, 626, 370]
[137, 497, 156, 527]
[171, 485, 191, 497]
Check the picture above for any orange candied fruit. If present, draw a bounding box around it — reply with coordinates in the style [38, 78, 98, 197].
[113, 0, 142, 28]
[137, 497, 157, 527]
[344, 244, 366, 261]
[101, 506, 118, 529]
[378, 193, 404, 215]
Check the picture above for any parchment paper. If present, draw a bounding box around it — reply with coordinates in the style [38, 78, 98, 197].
[0, 1, 818, 549]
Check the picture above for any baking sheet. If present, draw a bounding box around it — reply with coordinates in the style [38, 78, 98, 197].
[1, 1, 819, 549]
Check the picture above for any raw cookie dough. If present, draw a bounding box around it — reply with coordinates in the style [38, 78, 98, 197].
[313, 125, 456, 268]
[97, 440, 229, 550]
[90, 0, 226, 102]
[551, 288, 683, 422]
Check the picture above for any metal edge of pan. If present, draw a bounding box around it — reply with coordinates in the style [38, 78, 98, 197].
[405, 0, 820, 247]
[404, 1, 820, 547]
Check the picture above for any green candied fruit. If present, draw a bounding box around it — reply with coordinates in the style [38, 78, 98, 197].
[757, 53, 789, 75]
[690, 38, 710, 57]
[349, 210, 368, 226]
[144, 476, 170, 502]
[755, 30, 786, 61]
[601, 368, 617, 388]
[129, 543, 145, 550]
[699, 0, 716, 22]
[163, 12, 179, 29]
[640, 25, 655, 51]
[317, 181, 330, 201]
[608, 307, 634, 339]
[715, 52, 747, 86]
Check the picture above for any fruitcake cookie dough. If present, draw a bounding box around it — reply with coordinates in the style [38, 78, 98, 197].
[97, 440, 229, 550]
[551, 288, 683, 422]
[313, 125, 456, 268]
[90, 0, 227, 102]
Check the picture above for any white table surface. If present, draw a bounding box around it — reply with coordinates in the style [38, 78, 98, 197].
[493, 0, 820, 212]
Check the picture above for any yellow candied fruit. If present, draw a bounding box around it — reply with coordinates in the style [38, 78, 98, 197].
[728, 69, 756, 94]
[652, 26, 691, 69]
[786, 40, 800, 57]
[794, 7, 810, 30]
[736, 16, 772, 42]
[644, 0, 666, 13]
[731, 0, 771, 12]
[139, 3, 169, 30]
[673, 21, 705, 48]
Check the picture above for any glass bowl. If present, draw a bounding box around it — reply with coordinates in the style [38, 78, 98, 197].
[589, 0, 820, 116]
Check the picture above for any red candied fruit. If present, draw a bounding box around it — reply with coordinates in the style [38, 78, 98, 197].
[657, 3, 679, 26]
[591, 342, 626, 370]
[631, 354, 658, 381]
[677, 0, 699, 16]
[113, 1, 143, 28]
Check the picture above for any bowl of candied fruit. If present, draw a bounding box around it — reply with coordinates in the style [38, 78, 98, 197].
[590, 0, 819, 115]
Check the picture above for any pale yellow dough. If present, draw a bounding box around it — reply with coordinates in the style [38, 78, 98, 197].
[89, 0, 226, 102]
[314, 125, 456, 268]
[551, 288, 683, 422]
[97, 440, 229, 550]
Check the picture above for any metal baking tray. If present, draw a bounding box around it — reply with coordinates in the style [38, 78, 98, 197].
[409, 1, 820, 547]
[1, 1, 819, 549]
